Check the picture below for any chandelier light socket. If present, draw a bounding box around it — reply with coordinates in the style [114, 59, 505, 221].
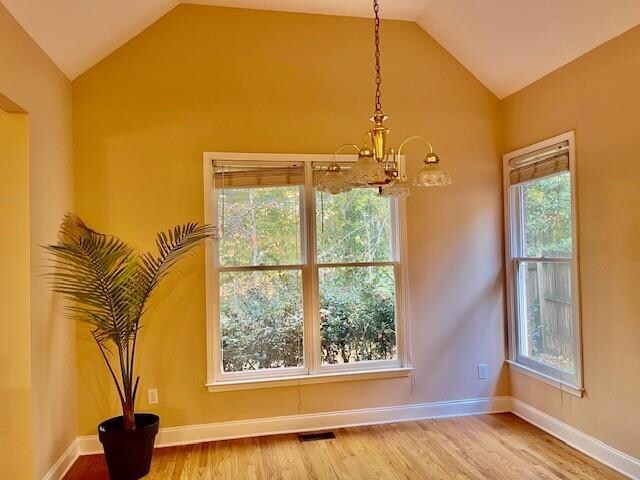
[425, 152, 440, 164]
[358, 144, 374, 158]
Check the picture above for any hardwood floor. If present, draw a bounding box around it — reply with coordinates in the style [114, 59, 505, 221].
[65, 413, 625, 479]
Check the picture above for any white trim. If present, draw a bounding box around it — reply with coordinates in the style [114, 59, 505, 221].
[397, 195, 413, 370]
[203, 152, 409, 386]
[502, 131, 584, 390]
[50, 397, 640, 480]
[507, 360, 583, 397]
[203, 156, 216, 385]
[511, 399, 640, 480]
[42, 439, 79, 480]
[207, 366, 413, 392]
[75, 396, 512, 455]
[303, 159, 319, 376]
[205, 152, 350, 163]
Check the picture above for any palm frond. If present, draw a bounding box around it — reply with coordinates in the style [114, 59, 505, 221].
[44, 213, 216, 430]
[131, 222, 217, 319]
[44, 213, 137, 349]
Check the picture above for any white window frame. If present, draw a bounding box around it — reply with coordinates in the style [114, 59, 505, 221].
[503, 131, 584, 397]
[203, 152, 412, 392]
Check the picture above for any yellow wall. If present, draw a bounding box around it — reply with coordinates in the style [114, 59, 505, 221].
[0, 4, 76, 478]
[73, 4, 507, 435]
[0, 108, 32, 479]
[2, 0, 638, 470]
[502, 26, 640, 459]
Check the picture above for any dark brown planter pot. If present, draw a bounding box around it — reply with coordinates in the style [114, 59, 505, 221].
[98, 413, 159, 480]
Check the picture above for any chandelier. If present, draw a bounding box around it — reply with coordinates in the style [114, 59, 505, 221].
[318, 0, 452, 197]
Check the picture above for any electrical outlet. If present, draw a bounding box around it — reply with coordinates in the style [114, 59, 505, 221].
[477, 364, 488, 380]
[148, 388, 159, 405]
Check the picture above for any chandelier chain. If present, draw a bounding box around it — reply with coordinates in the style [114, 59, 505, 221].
[374, 0, 382, 113]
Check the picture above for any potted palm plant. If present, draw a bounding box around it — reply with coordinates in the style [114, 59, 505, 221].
[45, 214, 216, 480]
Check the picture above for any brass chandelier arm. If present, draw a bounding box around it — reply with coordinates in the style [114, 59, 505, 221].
[332, 143, 362, 163]
[397, 135, 434, 157]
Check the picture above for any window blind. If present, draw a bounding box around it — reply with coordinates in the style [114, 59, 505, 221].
[214, 160, 304, 188]
[508, 141, 570, 185]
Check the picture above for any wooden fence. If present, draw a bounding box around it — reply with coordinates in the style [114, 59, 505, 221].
[526, 261, 573, 363]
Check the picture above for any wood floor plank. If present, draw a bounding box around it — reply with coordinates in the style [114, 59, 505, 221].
[64, 413, 626, 479]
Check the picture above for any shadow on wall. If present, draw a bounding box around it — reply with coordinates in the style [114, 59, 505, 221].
[406, 177, 507, 401]
[412, 268, 507, 398]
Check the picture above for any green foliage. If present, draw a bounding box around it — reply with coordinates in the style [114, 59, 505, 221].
[220, 270, 303, 371]
[316, 189, 392, 263]
[45, 214, 215, 428]
[320, 266, 396, 364]
[523, 173, 572, 257]
[520, 173, 575, 373]
[217, 185, 397, 372]
[218, 187, 301, 266]
[317, 190, 396, 365]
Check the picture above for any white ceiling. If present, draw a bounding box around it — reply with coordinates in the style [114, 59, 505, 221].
[1, 0, 177, 80]
[190, 0, 426, 20]
[3, 0, 640, 98]
[417, 0, 640, 97]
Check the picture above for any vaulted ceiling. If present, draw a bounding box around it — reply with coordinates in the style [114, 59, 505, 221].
[3, 0, 640, 98]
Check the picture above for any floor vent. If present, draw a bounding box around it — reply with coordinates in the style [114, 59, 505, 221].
[298, 431, 336, 442]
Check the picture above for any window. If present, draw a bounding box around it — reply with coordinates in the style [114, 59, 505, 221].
[204, 154, 409, 388]
[503, 132, 583, 392]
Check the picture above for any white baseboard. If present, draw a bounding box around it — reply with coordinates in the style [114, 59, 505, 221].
[511, 398, 640, 480]
[76, 396, 512, 455]
[46, 396, 640, 480]
[42, 439, 78, 480]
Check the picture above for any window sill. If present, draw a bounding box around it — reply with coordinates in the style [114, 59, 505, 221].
[206, 367, 414, 393]
[506, 360, 584, 398]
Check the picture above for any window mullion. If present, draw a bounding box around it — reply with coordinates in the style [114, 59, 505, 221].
[218, 264, 303, 272]
[302, 161, 320, 376]
[515, 185, 525, 258]
[513, 257, 572, 263]
[393, 197, 408, 367]
[316, 261, 395, 268]
[513, 185, 526, 361]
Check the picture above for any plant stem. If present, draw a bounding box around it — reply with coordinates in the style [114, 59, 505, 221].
[93, 334, 126, 409]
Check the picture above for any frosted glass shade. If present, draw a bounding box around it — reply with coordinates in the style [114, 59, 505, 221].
[413, 162, 452, 187]
[317, 169, 352, 194]
[379, 178, 411, 197]
[348, 155, 387, 185]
